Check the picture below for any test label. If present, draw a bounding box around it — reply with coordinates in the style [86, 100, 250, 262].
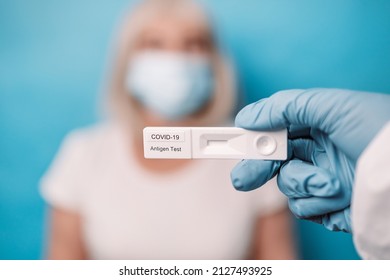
[143, 128, 192, 159]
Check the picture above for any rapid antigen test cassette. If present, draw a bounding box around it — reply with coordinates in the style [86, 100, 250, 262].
[143, 127, 287, 160]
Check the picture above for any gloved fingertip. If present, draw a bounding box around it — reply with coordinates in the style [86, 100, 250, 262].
[230, 160, 252, 191]
[288, 198, 306, 219]
[231, 175, 245, 191]
[231, 159, 282, 193]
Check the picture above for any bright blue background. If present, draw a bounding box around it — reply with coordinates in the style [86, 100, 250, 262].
[1, 0, 389, 259]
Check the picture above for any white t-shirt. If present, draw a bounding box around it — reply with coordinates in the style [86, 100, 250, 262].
[41, 122, 286, 259]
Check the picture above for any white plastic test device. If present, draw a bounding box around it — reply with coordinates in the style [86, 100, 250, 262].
[143, 127, 287, 160]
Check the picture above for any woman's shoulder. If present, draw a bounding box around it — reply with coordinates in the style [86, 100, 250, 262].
[40, 121, 122, 211]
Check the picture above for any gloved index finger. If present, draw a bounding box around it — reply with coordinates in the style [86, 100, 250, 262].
[231, 159, 283, 191]
[235, 88, 355, 134]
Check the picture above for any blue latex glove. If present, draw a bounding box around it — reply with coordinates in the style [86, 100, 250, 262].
[231, 89, 390, 232]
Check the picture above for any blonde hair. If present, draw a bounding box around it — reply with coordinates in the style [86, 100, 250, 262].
[105, 0, 236, 130]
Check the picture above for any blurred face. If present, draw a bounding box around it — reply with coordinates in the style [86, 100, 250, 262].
[127, 13, 215, 125]
[134, 14, 213, 55]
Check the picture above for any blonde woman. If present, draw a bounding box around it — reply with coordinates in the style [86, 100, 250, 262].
[41, 0, 296, 259]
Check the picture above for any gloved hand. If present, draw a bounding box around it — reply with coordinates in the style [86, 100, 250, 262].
[231, 89, 390, 232]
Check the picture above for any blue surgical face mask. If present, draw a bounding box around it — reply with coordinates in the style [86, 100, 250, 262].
[125, 51, 214, 120]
